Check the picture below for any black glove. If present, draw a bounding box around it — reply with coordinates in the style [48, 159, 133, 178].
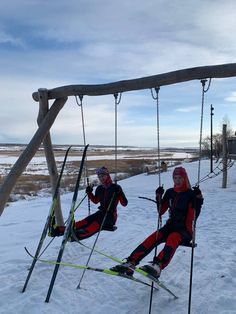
[192, 186, 202, 196]
[86, 185, 93, 194]
[114, 185, 123, 196]
[155, 186, 164, 196]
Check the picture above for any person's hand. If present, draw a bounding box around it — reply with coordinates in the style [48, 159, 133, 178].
[155, 186, 164, 196]
[192, 186, 202, 196]
[114, 185, 123, 196]
[86, 185, 93, 194]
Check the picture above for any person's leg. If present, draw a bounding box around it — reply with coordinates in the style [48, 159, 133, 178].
[155, 231, 182, 270]
[138, 231, 182, 278]
[50, 211, 103, 238]
[74, 211, 104, 240]
[127, 224, 171, 265]
[110, 228, 166, 275]
[74, 211, 101, 229]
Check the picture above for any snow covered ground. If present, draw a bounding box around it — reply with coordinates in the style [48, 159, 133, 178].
[0, 149, 193, 176]
[0, 160, 235, 314]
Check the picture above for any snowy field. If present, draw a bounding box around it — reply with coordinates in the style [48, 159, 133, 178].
[0, 159, 236, 314]
[0, 145, 193, 176]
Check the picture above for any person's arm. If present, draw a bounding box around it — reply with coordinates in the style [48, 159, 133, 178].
[86, 185, 100, 204]
[119, 190, 128, 206]
[185, 203, 195, 236]
[114, 185, 128, 207]
[192, 186, 204, 219]
[156, 187, 169, 215]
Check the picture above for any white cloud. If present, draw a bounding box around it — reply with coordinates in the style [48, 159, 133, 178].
[0, 30, 23, 46]
[176, 106, 199, 113]
[0, 0, 236, 146]
[225, 91, 236, 102]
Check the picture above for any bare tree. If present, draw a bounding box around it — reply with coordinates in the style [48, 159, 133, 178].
[202, 117, 234, 160]
[202, 133, 222, 159]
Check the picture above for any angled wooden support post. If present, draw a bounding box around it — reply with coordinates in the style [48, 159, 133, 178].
[37, 89, 64, 226]
[0, 97, 67, 216]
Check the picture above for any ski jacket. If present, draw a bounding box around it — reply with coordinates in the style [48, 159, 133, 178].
[158, 188, 202, 237]
[87, 183, 128, 218]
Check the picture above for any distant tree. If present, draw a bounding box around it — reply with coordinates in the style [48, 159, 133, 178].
[202, 133, 222, 159]
[202, 117, 234, 159]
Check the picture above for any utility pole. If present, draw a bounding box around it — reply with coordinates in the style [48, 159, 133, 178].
[210, 104, 214, 172]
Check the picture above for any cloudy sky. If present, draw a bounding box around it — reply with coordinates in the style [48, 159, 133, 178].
[1, 0, 236, 147]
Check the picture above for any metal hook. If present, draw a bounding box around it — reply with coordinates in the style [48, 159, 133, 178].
[151, 86, 160, 100]
[75, 94, 84, 107]
[201, 78, 212, 93]
[113, 92, 122, 105]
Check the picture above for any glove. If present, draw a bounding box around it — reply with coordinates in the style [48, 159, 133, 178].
[155, 186, 164, 196]
[86, 185, 93, 194]
[114, 185, 123, 196]
[192, 186, 202, 196]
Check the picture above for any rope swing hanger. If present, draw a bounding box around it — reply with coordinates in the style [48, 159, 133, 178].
[148, 80, 211, 314]
[76, 93, 123, 290]
[113, 92, 122, 184]
[188, 77, 211, 314]
[74, 93, 122, 231]
[151, 87, 194, 246]
[148, 86, 162, 314]
[197, 78, 212, 184]
[93, 93, 122, 233]
[151, 87, 161, 187]
[75, 94, 91, 215]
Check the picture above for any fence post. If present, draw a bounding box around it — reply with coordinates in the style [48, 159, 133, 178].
[222, 124, 227, 188]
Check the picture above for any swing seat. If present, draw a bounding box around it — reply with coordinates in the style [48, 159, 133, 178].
[101, 225, 117, 232]
[180, 239, 197, 248]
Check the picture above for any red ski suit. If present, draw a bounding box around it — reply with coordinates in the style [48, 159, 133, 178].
[74, 183, 128, 240]
[127, 170, 202, 270]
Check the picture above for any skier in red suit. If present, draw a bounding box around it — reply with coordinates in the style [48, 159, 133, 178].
[111, 166, 203, 278]
[52, 166, 128, 240]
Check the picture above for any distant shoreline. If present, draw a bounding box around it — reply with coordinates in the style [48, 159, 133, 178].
[0, 143, 198, 152]
[0, 145, 198, 203]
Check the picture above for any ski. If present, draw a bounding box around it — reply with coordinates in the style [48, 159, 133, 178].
[45, 144, 89, 303]
[136, 268, 178, 299]
[25, 247, 158, 291]
[22, 145, 72, 293]
[73, 239, 178, 298]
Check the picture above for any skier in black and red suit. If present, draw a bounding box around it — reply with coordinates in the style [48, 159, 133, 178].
[111, 166, 203, 278]
[52, 166, 128, 240]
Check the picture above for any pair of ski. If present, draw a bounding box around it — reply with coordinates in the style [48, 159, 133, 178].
[26, 245, 178, 299]
[72, 237, 178, 299]
[22, 145, 73, 293]
[22, 144, 89, 302]
[25, 247, 158, 290]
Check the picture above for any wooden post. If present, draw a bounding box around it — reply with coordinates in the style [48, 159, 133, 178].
[222, 124, 227, 188]
[37, 89, 64, 226]
[0, 97, 67, 216]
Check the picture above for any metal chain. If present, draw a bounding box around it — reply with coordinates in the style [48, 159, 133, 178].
[149, 86, 161, 314]
[75, 95, 90, 214]
[113, 93, 122, 183]
[188, 78, 212, 314]
[197, 79, 211, 184]
[151, 87, 161, 187]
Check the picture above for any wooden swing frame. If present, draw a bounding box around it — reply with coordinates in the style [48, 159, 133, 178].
[1, 62, 236, 220]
